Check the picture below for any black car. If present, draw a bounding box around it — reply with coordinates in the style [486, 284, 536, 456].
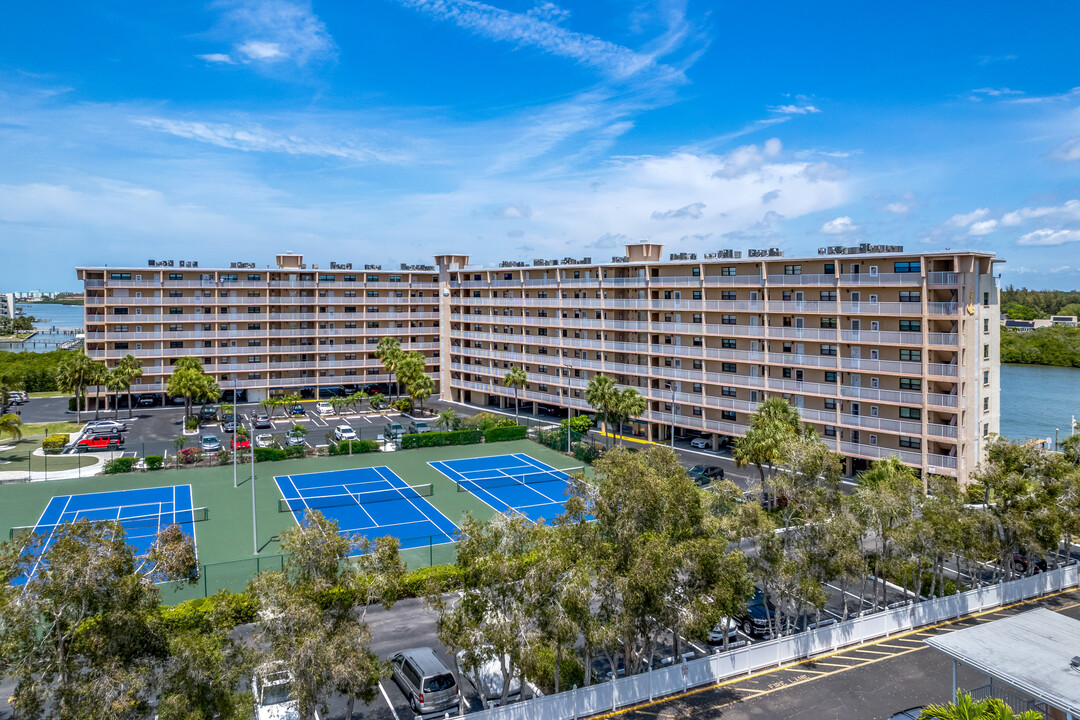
[738, 588, 778, 637]
[688, 465, 725, 485]
[199, 404, 219, 423]
[136, 394, 159, 407]
[221, 414, 237, 433]
[1012, 553, 1048, 574]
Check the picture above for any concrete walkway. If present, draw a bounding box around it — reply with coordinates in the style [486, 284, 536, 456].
[0, 449, 105, 483]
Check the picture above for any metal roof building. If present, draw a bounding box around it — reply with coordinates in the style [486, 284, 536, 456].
[925, 608, 1080, 719]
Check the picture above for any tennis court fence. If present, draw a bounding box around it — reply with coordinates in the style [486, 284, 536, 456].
[277, 482, 434, 513]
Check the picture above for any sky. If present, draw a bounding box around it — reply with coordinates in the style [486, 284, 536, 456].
[1, 1, 1079, 290]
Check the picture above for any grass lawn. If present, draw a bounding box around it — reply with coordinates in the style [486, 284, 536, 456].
[0, 435, 99, 474]
[28, 391, 68, 399]
[0, 438, 584, 603]
[18, 421, 84, 436]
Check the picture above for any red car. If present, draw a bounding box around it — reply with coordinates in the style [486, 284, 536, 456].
[76, 434, 124, 452]
[231, 437, 251, 451]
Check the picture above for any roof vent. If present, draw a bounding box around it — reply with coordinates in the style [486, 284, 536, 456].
[1071, 656, 1080, 669]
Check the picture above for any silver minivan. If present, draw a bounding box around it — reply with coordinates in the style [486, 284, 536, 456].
[390, 647, 460, 716]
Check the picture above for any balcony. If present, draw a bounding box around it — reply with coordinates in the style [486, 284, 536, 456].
[768, 353, 838, 369]
[767, 326, 837, 341]
[769, 301, 837, 314]
[767, 378, 837, 396]
[928, 423, 959, 438]
[927, 453, 958, 471]
[840, 357, 923, 375]
[926, 272, 959, 286]
[840, 330, 922, 345]
[702, 275, 762, 286]
[927, 332, 959, 346]
[840, 385, 923, 405]
[704, 300, 765, 312]
[928, 362, 960, 378]
[840, 414, 923, 435]
[839, 441, 922, 466]
[838, 273, 915, 286]
[928, 393, 960, 408]
[839, 301, 923, 315]
[928, 302, 959, 316]
[766, 273, 835, 286]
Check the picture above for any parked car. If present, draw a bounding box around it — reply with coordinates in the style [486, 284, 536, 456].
[254, 434, 276, 449]
[285, 431, 306, 447]
[690, 436, 711, 449]
[200, 435, 222, 453]
[318, 386, 346, 398]
[136, 394, 159, 407]
[85, 420, 128, 434]
[455, 648, 522, 705]
[688, 465, 724, 485]
[1012, 553, 1048, 574]
[408, 420, 432, 434]
[221, 414, 237, 433]
[290, 404, 305, 417]
[252, 662, 299, 720]
[707, 617, 739, 645]
[7, 390, 27, 404]
[390, 648, 460, 716]
[315, 401, 334, 416]
[199, 404, 219, 423]
[886, 709, 925, 720]
[738, 588, 778, 637]
[252, 412, 272, 429]
[76, 434, 123, 452]
[333, 425, 357, 442]
[386, 422, 405, 439]
[231, 436, 251, 451]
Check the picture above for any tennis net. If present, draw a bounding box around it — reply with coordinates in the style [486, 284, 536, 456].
[279, 482, 434, 513]
[456, 467, 583, 492]
[9, 506, 210, 541]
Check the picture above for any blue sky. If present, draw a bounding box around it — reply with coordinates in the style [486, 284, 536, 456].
[2, 1, 1079, 289]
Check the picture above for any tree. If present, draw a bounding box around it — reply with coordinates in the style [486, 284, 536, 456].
[116, 354, 143, 419]
[584, 374, 617, 447]
[919, 690, 1043, 720]
[503, 366, 528, 422]
[87, 359, 108, 419]
[733, 397, 804, 490]
[854, 457, 923, 611]
[0, 412, 22, 442]
[611, 387, 646, 446]
[435, 407, 459, 431]
[104, 367, 128, 420]
[369, 392, 386, 411]
[374, 337, 403, 402]
[167, 363, 221, 421]
[55, 350, 98, 423]
[250, 510, 403, 720]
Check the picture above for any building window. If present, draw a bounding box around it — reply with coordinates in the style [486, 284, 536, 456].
[692, 290, 702, 300]
[899, 291, 921, 303]
[114, 342, 129, 350]
[984, 343, 990, 359]
[722, 362, 737, 373]
[247, 307, 260, 314]
[721, 266, 736, 276]
[893, 261, 920, 273]
[220, 273, 238, 282]
[721, 410, 737, 421]
[720, 291, 736, 301]
[722, 338, 736, 349]
[693, 406, 702, 416]
[692, 267, 701, 277]
[366, 275, 379, 282]
[825, 371, 837, 382]
[721, 315, 737, 325]
[820, 344, 837, 356]
[820, 291, 837, 301]
[823, 263, 835, 274]
[899, 377, 921, 391]
[983, 370, 990, 385]
[722, 386, 737, 397]
[389, 275, 402, 282]
[983, 397, 989, 411]
[170, 341, 183, 348]
[168, 273, 183, 280]
[110, 272, 132, 280]
[983, 292, 990, 307]
[899, 436, 921, 449]
[899, 320, 921, 332]
[782, 368, 792, 379]
[319, 274, 335, 282]
[983, 423, 990, 437]
[899, 349, 921, 361]
[784, 265, 802, 275]
[113, 308, 129, 315]
[824, 398, 837, 410]
[692, 314, 702, 323]
[820, 317, 837, 329]
[899, 407, 921, 420]
[692, 360, 703, 370]
[824, 425, 837, 437]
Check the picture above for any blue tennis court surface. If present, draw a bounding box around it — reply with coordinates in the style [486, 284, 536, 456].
[275, 467, 458, 551]
[429, 453, 577, 524]
[24, 485, 198, 577]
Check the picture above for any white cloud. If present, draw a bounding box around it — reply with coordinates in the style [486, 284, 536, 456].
[711, 138, 782, 179]
[969, 87, 1023, 98]
[526, 2, 570, 24]
[945, 207, 990, 227]
[1050, 138, 1080, 162]
[196, 53, 236, 64]
[651, 201, 705, 220]
[883, 202, 909, 214]
[768, 104, 821, 115]
[1017, 228, 1080, 246]
[134, 117, 405, 163]
[1000, 199, 1080, 226]
[203, 0, 336, 67]
[821, 216, 857, 234]
[490, 204, 532, 219]
[968, 219, 998, 235]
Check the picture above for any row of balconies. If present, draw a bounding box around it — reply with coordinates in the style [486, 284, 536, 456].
[449, 271, 959, 290]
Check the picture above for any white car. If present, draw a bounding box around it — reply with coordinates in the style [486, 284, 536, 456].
[255, 434, 276, 449]
[690, 437, 711, 449]
[707, 617, 739, 645]
[252, 662, 299, 720]
[455, 648, 522, 705]
[333, 425, 357, 442]
[315, 401, 334, 416]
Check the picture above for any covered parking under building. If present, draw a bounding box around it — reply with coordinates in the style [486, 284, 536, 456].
[925, 607, 1080, 719]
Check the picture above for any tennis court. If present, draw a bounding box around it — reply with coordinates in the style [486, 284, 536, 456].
[274, 466, 458, 551]
[15, 485, 201, 579]
[428, 453, 579, 524]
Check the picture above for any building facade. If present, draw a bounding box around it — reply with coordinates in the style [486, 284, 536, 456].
[78, 244, 1001, 483]
[0, 292, 16, 319]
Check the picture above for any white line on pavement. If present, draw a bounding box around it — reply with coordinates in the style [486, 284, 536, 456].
[378, 681, 400, 720]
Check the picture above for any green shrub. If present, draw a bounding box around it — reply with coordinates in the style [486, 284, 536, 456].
[184, 415, 200, 431]
[484, 425, 527, 443]
[283, 444, 306, 459]
[330, 439, 379, 455]
[254, 447, 287, 462]
[392, 398, 412, 413]
[535, 427, 567, 452]
[401, 429, 483, 449]
[572, 441, 602, 464]
[145, 455, 163, 470]
[463, 412, 519, 432]
[42, 434, 69, 454]
[102, 457, 136, 474]
[528, 645, 585, 695]
[67, 396, 85, 412]
[160, 590, 258, 633]
[400, 564, 463, 597]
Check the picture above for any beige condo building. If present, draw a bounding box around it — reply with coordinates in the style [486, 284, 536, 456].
[78, 243, 1002, 484]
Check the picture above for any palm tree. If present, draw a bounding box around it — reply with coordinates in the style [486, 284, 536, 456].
[105, 367, 128, 420]
[167, 365, 221, 420]
[259, 397, 277, 418]
[86, 360, 109, 419]
[0, 413, 23, 442]
[733, 397, 804, 485]
[503, 366, 528, 422]
[409, 374, 435, 415]
[116, 354, 143, 419]
[55, 351, 97, 423]
[369, 392, 386, 411]
[374, 337, 403, 402]
[919, 690, 1042, 720]
[613, 387, 647, 446]
[435, 408, 459, 431]
[584, 374, 617, 447]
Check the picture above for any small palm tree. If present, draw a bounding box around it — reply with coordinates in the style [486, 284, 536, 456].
[87, 360, 108, 419]
[0, 413, 23, 442]
[116, 354, 143, 419]
[56, 351, 97, 423]
[369, 392, 385, 411]
[584, 374, 617, 447]
[613, 387, 647, 446]
[435, 408, 459, 431]
[503, 365, 528, 422]
[374, 337, 403, 402]
[919, 690, 1042, 720]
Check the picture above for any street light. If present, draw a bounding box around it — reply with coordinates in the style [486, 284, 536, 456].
[232, 378, 239, 488]
[665, 381, 675, 448]
[250, 416, 258, 556]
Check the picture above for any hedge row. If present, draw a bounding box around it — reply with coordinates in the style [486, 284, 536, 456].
[41, 434, 69, 454]
[401, 429, 483, 449]
[103, 457, 136, 474]
[483, 425, 528, 443]
[328, 439, 380, 456]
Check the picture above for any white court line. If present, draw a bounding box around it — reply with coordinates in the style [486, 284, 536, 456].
[28, 494, 75, 581]
[492, 468, 559, 504]
[427, 460, 510, 518]
[371, 466, 451, 534]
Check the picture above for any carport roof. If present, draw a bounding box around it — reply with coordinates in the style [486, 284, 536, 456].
[925, 608, 1080, 714]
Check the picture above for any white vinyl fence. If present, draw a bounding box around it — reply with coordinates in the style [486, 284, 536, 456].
[457, 564, 1079, 720]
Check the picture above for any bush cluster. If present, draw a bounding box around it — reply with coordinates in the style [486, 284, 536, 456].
[254, 447, 287, 462]
[102, 457, 136, 474]
[41, 434, 69, 454]
[145, 455, 164, 470]
[178, 447, 203, 464]
[401, 429, 483, 449]
[328, 439, 380, 455]
[483, 424, 528, 443]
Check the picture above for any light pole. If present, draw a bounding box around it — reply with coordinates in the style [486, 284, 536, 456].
[232, 378, 239, 488]
[666, 382, 675, 448]
[250, 416, 258, 556]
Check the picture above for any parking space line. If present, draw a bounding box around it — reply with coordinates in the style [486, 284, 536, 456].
[378, 681, 400, 720]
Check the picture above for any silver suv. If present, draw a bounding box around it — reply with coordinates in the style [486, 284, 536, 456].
[390, 647, 459, 715]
